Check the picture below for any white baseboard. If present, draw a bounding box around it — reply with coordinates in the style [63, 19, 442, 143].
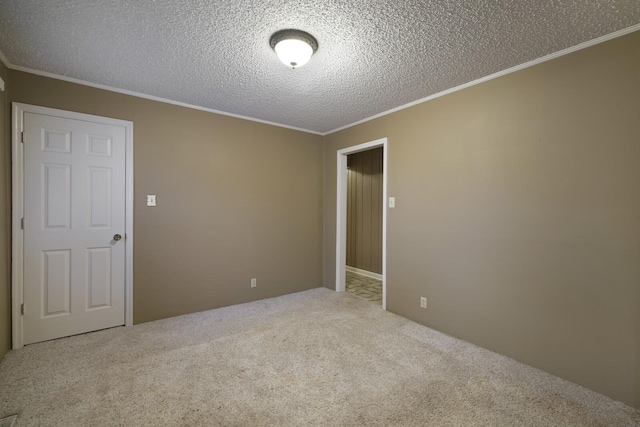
[346, 266, 383, 280]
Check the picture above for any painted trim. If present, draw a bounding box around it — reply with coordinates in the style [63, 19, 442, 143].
[324, 24, 640, 135]
[11, 105, 24, 349]
[346, 266, 383, 281]
[336, 138, 388, 310]
[11, 103, 134, 348]
[124, 120, 134, 327]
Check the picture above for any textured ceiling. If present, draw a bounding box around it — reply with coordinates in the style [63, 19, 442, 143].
[0, 1, 638, 134]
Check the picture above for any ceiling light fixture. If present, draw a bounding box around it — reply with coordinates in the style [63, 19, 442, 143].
[270, 29, 318, 69]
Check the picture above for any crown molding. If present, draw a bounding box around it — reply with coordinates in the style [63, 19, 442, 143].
[0, 48, 10, 68]
[0, 50, 322, 136]
[1, 23, 638, 137]
[323, 23, 640, 135]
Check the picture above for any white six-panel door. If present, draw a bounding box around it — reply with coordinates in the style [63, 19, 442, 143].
[22, 112, 127, 345]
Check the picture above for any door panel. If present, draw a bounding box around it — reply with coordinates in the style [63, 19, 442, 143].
[88, 167, 112, 228]
[86, 247, 112, 309]
[43, 163, 71, 229]
[42, 249, 71, 317]
[23, 112, 126, 345]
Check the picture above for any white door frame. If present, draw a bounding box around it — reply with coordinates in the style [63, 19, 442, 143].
[11, 103, 134, 349]
[336, 137, 388, 309]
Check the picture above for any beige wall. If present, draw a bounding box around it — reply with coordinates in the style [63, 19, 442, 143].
[346, 148, 383, 274]
[5, 70, 324, 326]
[324, 32, 640, 408]
[0, 61, 9, 360]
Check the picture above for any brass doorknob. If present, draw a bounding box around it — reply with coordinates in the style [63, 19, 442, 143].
[113, 234, 122, 241]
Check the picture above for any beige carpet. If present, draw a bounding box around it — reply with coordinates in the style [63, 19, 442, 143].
[0, 288, 638, 426]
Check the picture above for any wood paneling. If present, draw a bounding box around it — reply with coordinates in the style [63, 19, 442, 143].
[346, 148, 383, 274]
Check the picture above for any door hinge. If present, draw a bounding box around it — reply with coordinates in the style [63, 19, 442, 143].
[21, 131, 24, 143]
[21, 304, 25, 315]
[21, 218, 24, 229]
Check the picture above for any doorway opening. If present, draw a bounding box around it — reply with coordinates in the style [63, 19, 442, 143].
[336, 138, 387, 309]
[345, 147, 383, 305]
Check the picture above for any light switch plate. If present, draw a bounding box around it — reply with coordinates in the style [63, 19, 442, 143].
[146, 195, 157, 207]
[389, 197, 395, 208]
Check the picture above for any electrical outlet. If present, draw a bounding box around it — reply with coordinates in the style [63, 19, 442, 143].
[251, 278, 257, 288]
[420, 297, 427, 309]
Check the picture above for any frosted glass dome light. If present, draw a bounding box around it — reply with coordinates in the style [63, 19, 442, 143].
[274, 39, 313, 68]
[270, 29, 318, 69]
